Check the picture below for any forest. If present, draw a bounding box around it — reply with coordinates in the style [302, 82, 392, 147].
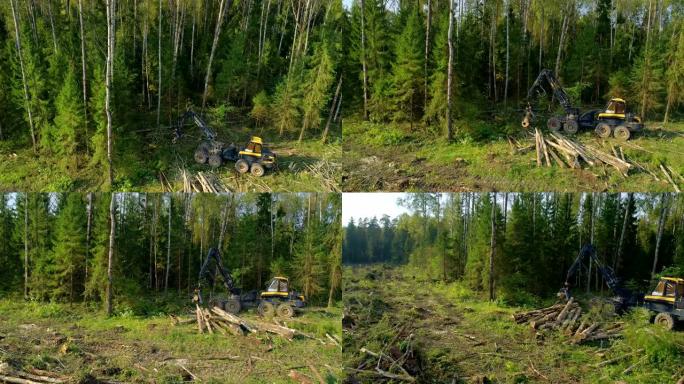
[0, 192, 342, 382]
[345, 0, 684, 132]
[0, 0, 345, 191]
[0, 192, 341, 310]
[343, 193, 684, 383]
[342, 0, 684, 192]
[343, 192, 684, 301]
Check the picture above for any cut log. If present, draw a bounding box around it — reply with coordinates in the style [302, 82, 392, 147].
[195, 304, 205, 333]
[556, 298, 575, 322]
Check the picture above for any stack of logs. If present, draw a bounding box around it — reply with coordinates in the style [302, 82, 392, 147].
[534, 129, 632, 176]
[512, 298, 624, 344]
[0, 363, 67, 384]
[193, 305, 296, 340]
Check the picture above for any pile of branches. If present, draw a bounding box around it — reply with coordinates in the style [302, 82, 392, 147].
[191, 305, 296, 340]
[512, 298, 624, 344]
[347, 331, 419, 383]
[0, 362, 67, 384]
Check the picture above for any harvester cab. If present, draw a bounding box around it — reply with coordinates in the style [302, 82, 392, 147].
[257, 277, 306, 318]
[644, 277, 684, 330]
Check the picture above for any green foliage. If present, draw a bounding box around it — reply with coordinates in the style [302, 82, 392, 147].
[52, 67, 85, 171]
[390, 8, 424, 123]
[249, 91, 270, 127]
[271, 76, 301, 136]
[360, 125, 408, 146]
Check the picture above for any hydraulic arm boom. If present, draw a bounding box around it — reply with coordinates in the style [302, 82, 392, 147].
[527, 69, 577, 115]
[197, 248, 238, 294]
[174, 110, 217, 142]
[563, 244, 632, 300]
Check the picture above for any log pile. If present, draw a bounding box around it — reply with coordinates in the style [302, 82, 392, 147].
[0, 363, 66, 384]
[512, 299, 624, 345]
[181, 169, 231, 193]
[533, 130, 633, 176]
[193, 305, 296, 340]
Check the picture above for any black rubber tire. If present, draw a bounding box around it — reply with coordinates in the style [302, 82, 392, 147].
[257, 301, 275, 317]
[194, 147, 209, 164]
[250, 163, 265, 177]
[276, 304, 295, 318]
[208, 154, 222, 168]
[564, 120, 579, 134]
[595, 123, 612, 138]
[614, 125, 630, 141]
[654, 312, 675, 330]
[235, 159, 250, 174]
[547, 117, 561, 132]
[224, 299, 241, 314]
[653, 312, 675, 331]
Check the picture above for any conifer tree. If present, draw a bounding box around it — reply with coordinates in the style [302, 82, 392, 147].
[52, 67, 85, 171]
[391, 7, 425, 124]
[52, 193, 87, 302]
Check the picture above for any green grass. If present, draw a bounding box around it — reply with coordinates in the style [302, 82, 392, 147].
[343, 264, 684, 383]
[342, 119, 684, 192]
[0, 298, 341, 383]
[0, 126, 341, 192]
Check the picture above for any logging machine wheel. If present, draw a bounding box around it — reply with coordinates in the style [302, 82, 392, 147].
[614, 125, 630, 141]
[224, 299, 241, 314]
[250, 163, 265, 177]
[257, 301, 275, 317]
[595, 123, 612, 138]
[235, 159, 250, 174]
[547, 117, 561, 132]
[654, 313, 675, 330]
[276, 304, 295, 318]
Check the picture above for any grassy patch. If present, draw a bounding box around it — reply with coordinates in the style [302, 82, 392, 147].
[0, 124, 341, 192]
[342, 119, 684, 192]
[0, 299, 341, 383]
[343, 264, 684, 383]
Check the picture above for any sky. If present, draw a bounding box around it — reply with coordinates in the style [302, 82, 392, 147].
[342, 193, 408, 224]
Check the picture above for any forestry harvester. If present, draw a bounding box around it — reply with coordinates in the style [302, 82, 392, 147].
[193, 248, 305, 318]
[173, 110, 277, 177]
[522, 69, 643, 140]
[559, 244, 684, 330]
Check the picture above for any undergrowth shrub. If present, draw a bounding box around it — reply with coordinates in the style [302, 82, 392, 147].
[623, 308, 682, 365]
[361, 125, 409, 146]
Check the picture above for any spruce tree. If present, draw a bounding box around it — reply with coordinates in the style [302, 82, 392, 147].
[52, 193, 87, 302]
[391, 7, 425, 124]
[53, 67, 85, 171]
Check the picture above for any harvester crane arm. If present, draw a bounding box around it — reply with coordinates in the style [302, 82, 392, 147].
[174, 110, 217, 142]
[197, 248, 238, 297]
[562, 244, 633, 301]
[527, 69, 577, 115]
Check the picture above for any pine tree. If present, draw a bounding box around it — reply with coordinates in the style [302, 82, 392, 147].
[300, 43, 335, 143]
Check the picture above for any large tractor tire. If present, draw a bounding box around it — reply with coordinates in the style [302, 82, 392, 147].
[224, 299, 241, 314]
[257, 301, 276, 317]
[547, 117, 562, 132]
[250, 163, 265, 177]
[564, 120, 579, 134]
[595, 123, 612, 138]
[194, 147, 209, 164]
[208, 154, 223, 168]
[276, 303, 295, 318]
[614, 125, 631, 141]
[235, 159, 250, 174]
[654, 312, 675, 330]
